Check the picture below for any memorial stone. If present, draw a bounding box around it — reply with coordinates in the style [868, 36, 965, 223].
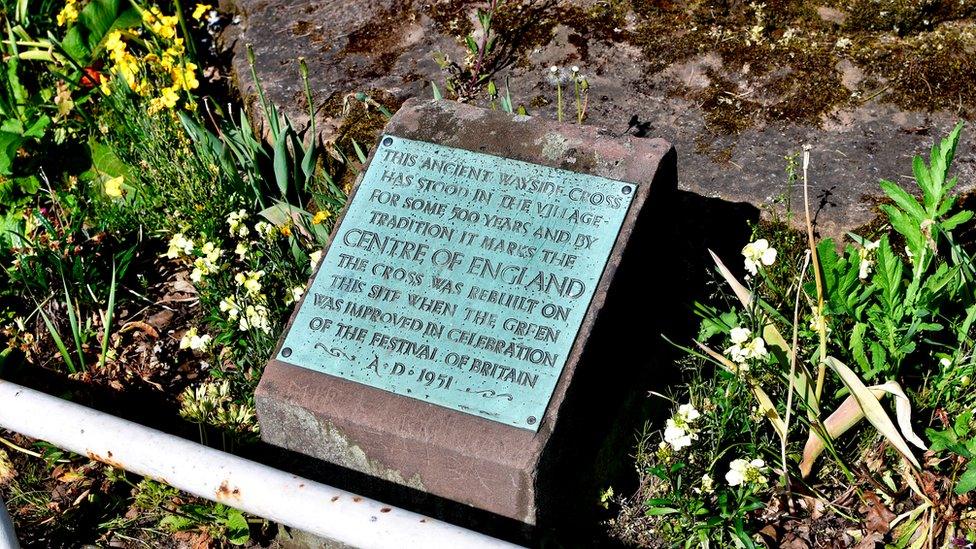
[255, 99, 675, 524]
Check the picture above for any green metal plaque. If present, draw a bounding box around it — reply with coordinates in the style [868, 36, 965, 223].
[276, 136, 634, 430]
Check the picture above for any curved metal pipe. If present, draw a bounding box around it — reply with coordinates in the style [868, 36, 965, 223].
[0, 380, 521, 549]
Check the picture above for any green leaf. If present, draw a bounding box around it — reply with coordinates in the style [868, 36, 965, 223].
[645, 506, 679, 517]
[880, 179, 926, 221]
[88, 139, 131, 179]
[850, 322, 870, 374]
[160, 514, 196, 531]
[954, 465, 976, 495]
[272, 127, 289, 198]
[942, 210, 973, 232]
[224, 508, 250, 545]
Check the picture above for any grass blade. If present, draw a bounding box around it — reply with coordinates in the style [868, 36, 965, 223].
[61, 272, 85, 371]
[98, 260, 117, 370]
[38, 307, 76, 374]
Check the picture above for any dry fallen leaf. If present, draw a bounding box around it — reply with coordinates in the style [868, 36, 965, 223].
[0, 447, 15, 485]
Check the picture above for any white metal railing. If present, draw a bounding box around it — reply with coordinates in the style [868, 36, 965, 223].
[0, 379, 523, 549]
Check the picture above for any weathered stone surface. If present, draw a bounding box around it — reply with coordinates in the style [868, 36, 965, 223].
[255, 98, 676, 525]
[221, 0, 976, 242]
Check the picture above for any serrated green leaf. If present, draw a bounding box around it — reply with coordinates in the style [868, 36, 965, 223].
[942, 210, 973, 232]
[880, 179, 926, 221]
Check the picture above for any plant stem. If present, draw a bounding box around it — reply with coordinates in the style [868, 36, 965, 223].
[801, 146, 827, 398]
[556, 81, 563, 122]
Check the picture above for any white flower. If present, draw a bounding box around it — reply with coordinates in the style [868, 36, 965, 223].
[309, 250, 322, 268]
[730, 326, 751, 345]
[663, 402, 701, 451]
[664, 419, 695, 451]
[726, 458, 767, 487]
[677, 403, 700, 423]
[695, 474, 715, 494]
[725, 327, 768, 365]
[285, 285, 306, 305]
[234, 241, 248, 260]
[219, 296, 240, 320]
[940, 357, 953, 368]
[179, 327, 212, 351]
[226, 209, 249, 239]
[742, 238, 777, 275]
[858, 239, 880, 280]
[165, 233, 194, 259]
[239, 304, 271, 333]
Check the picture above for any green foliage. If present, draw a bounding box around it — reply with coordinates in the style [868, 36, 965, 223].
[804, 126, 974, 384]
[927, 411, 976, 494]
[160, 502, 250, 545]
[59, 0, 140, 65]
[97, 83, 243, 236]
[629, 123, 976, 545]
[633, 364, 775, 546]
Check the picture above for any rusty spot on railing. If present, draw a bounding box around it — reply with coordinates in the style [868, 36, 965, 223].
[216, 480, 242, 501]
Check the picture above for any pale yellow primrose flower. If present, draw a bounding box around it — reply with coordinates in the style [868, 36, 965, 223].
[190, 242, 223, 282]
[694, 474, 715, 495]
[725, 458, 767, 487]
[742, 238, 777, 276]
[309, 250, 322, 267]
[219, 296, 240, 320]
[285, 285, 306, 305]
[254, 221, 276, 240]
[227, 209, 249, 239]
[235, 270, 264, 297]
[165, 233, 194, 259]
[104, 176, 124, 198]
[179, 327, 212, 351]
[240, 304, 271, 333]
[809, 305, 830, 335]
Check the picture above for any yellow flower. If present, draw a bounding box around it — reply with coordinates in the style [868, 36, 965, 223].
[171, 63, 199, 91]
[100, 76, 113, 96]
[280, 224, 292, 237]
[148, 86, 181, 114]
[192, 3, 212, 20]
[56, 0, 79, 26]
[104, 176, 124, 198]
[312, 210, 331, 224]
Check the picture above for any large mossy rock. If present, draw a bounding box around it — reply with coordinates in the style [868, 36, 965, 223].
[220, 0, 976, 241]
